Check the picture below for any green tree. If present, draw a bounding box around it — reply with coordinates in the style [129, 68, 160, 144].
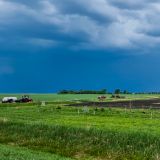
[115, 89, 121, 94]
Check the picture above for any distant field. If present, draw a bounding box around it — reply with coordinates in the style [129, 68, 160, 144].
[0, 98, 160, 159]
[0, 93, 159, 102]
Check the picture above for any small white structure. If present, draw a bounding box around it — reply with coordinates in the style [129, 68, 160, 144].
[2, 97, 17, 103]
[82, 106, 89, 113]
[41, 101, 46, 107]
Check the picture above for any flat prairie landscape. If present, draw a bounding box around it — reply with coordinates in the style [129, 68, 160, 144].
[0, 94, 160, 160]
[2, 0, 160, 159]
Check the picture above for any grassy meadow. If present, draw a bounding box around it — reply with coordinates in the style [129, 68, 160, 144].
[0, 94, 160, 159]
[0, 93, 159, 102]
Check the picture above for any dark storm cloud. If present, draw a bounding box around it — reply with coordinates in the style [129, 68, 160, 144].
[108, 0, 159, 10]
[1, 0, 160, 52]
[1, 0, 160, 92]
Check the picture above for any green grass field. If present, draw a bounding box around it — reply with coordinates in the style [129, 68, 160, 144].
[0, 144, 72, 160]
[0, 93, 159, 102]
[0, 94, 160, 159]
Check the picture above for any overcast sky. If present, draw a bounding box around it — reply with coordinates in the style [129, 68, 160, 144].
[0, 0, 160, 93]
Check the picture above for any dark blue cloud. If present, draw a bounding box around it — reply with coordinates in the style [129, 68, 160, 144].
[0, 0, 160, 92]
[1, 0, 160, 51]
[1, 48, 160, 93]
[108, 0, 159, 10]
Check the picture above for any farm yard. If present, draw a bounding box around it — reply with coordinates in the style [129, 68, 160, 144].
[2, 0, 160, 159]
[1, 94, 160, 159]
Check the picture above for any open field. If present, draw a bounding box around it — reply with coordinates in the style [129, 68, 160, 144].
[1, 94, 160, 159]
[72, 98, 160, 109]
[0, 93, 160, 102]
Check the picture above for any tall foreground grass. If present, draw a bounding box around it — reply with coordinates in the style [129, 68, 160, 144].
[0, 121, 159, 160]
[1, 101, 160, 159]
[0, 144, 72, 160]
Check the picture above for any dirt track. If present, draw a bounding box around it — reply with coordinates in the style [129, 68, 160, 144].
[70, 98, 160, 109]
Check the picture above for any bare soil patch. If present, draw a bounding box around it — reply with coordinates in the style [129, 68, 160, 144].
[70, 99, 160, 109]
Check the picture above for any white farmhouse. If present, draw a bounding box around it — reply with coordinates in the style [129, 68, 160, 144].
[2, 97, 18, 103]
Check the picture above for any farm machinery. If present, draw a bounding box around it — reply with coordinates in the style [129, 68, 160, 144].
[16, 95, 33, 103]
[2, 95, 33, 103]
[98, 96, 106, 101]
[2, 97, 18, 103]
[111, 94, 125, 99]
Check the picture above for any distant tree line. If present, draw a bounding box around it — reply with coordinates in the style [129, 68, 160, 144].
[58, 89, 133, 94]
[135, 92, 160, 94]
[114, 89, 131, 94]
[58, 89, 107, 94]
[58, 89, 160, 95]
[113, 90, 160, 95]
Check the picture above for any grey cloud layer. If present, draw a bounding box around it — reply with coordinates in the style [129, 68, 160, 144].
[1, 0, 160, 52]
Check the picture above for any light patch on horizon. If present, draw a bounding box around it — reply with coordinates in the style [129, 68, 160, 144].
[0, 58, 14, 75]
[27, 38, 59, 48]
[0, 65, 14, 75]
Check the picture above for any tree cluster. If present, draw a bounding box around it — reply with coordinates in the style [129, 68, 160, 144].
[58, 89, 107, 94]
